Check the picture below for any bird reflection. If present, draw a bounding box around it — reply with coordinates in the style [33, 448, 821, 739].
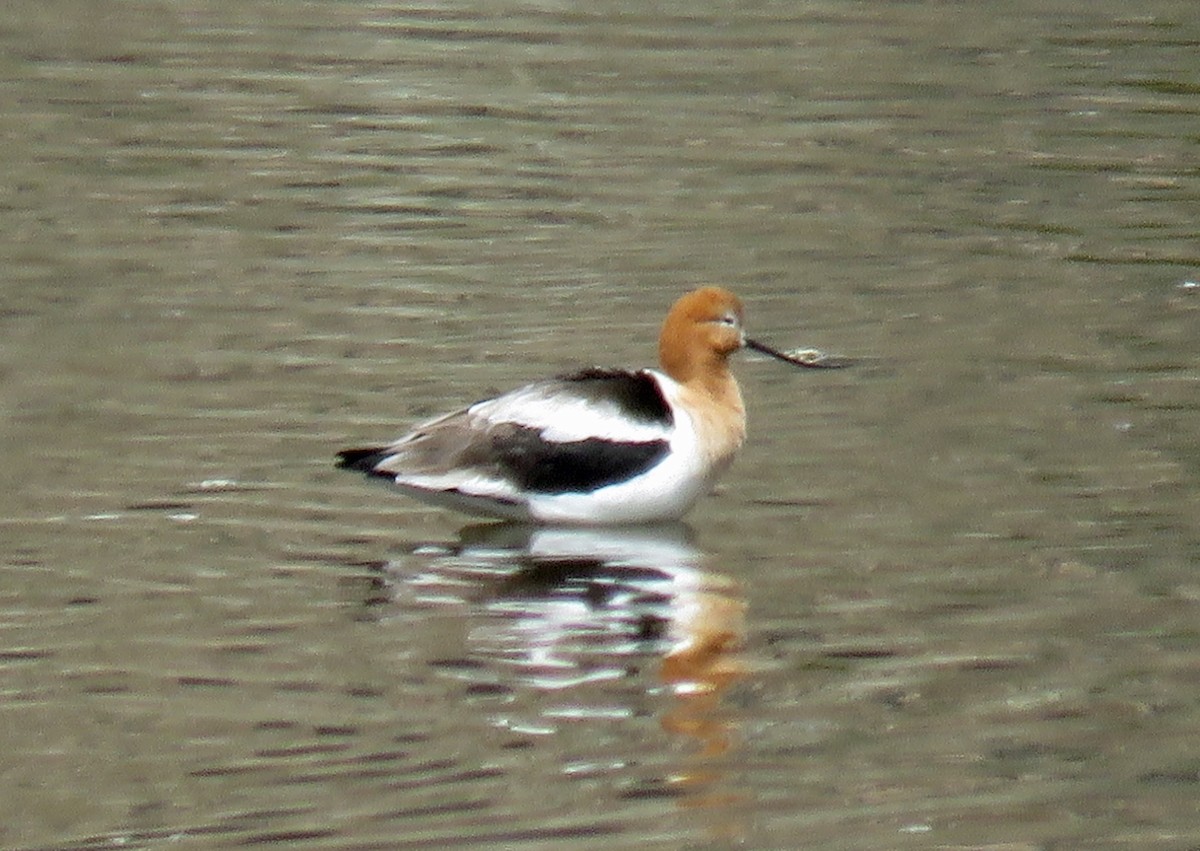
[359, 521, 747, 816]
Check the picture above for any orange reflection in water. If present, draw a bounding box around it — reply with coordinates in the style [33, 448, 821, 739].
[369, 522, 751, 839]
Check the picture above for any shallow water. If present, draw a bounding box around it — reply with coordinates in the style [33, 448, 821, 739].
[2, 1, 1198, 849]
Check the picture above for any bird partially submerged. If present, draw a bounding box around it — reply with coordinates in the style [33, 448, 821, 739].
[338, 287, 841, 524]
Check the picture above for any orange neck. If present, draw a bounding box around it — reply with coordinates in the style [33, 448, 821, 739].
[659, 318, 739, 400]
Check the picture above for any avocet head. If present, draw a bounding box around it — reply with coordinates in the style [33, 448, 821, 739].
[658, 286, 848, 385]
[658, 287, 746, 384]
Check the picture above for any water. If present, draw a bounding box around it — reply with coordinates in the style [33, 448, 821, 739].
[1, 1, 1198, 848]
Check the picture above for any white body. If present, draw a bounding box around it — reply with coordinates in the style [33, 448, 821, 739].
[372, 370, 743, 525]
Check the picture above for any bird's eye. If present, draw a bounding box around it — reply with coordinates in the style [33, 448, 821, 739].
[717, 313, 738, 327]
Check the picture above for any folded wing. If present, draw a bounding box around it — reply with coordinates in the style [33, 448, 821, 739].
[337, 369, 676, 515]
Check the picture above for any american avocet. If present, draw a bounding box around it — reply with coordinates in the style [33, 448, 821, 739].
[337, 287, 836, 525]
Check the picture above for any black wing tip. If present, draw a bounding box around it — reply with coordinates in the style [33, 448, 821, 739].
[336, 447, 393, 477]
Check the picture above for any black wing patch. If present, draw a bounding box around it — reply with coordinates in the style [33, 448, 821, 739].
[557, 368, 674, 427]
[491, 425, 669, 494]
[337, 370, 673, 496]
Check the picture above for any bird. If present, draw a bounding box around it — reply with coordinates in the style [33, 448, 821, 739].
[337, 286, 835, 525]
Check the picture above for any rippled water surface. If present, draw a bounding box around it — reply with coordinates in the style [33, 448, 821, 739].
[2, 1, 1198, 848]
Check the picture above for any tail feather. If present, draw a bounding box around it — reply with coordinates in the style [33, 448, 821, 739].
[336, 447, 395, 479]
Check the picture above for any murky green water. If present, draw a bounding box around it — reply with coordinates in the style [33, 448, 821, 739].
[2, 1, 1197, 848]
